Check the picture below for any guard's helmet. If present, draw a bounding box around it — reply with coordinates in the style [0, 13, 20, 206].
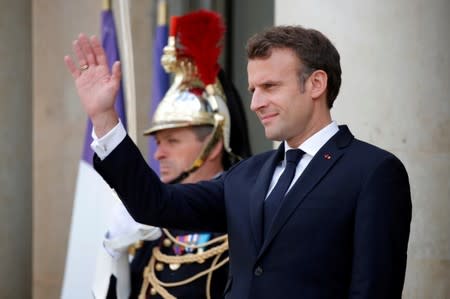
[144, 10, 251, 183]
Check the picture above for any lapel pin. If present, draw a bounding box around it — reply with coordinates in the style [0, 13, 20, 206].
[323, 153, 332, 160]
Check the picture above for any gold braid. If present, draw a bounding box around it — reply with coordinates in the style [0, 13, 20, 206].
[139, 230, 229, 299]
[206, 248, 226, 298]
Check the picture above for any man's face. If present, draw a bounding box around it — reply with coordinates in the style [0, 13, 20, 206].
[248, 48, 315, 146]
[153, 127, 205, 184]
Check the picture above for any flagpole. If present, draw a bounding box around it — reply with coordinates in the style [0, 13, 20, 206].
[118, 0, 137, 142]
[157, 0, 168, 26]
[102, 0, 111, 10]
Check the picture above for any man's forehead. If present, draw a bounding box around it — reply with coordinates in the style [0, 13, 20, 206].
[247, 63, 285, 88]
[248, 50, 300, 82]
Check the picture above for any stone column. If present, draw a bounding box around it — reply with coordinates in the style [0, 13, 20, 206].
[276, 0, 450, 297]
[0, 1, 32, 298]
[33, 1, 101, 298]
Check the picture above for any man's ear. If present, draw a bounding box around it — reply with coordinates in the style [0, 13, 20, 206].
[207, 138, 224, 162]
[309, 70, 328, 100]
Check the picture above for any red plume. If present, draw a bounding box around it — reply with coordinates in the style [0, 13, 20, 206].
[169, 15, 178, 36]
[176, 10, 225, 85]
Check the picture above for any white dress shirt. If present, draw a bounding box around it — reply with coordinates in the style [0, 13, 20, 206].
[266, 121, 339, 198]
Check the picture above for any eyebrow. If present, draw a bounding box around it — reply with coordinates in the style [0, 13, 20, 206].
[248, 79, 281, 90]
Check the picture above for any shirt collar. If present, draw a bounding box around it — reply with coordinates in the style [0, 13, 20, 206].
[284, 121, 339, 158]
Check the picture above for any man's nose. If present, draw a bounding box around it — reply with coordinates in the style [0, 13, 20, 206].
[154, 144, 166, 160]
[250, 89, 266, 112]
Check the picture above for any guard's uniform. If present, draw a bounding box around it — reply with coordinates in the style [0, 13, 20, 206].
[130, 230, 228, 299]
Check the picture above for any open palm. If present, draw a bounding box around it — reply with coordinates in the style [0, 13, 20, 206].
[64, 34, 121, 120]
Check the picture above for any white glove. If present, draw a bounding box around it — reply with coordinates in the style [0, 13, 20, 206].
[93, 192, 162, 299]
[103, 196, 162, 258]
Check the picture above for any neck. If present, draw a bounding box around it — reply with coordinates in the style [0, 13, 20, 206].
[287, 108, 332, 148]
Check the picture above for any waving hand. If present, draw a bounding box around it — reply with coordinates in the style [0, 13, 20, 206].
[64, 33, 120, 137]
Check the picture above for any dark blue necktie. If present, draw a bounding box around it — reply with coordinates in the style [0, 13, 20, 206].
[264, 149, 304, 237]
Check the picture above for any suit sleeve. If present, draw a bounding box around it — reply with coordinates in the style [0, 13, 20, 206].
[349, 155, 412, 299]
[94, 135, 227, 232]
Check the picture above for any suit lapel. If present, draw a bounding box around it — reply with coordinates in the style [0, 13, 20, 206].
[249, 145, 284, 251]
[257, 126, 354, 259]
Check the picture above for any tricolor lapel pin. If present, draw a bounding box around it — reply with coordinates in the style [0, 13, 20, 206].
[323, 153, 332, 160]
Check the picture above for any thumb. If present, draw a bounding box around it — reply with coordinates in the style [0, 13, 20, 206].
[111, 61, 122, 84]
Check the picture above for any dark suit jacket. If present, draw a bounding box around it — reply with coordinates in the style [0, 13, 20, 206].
[95, 125, 412, 299]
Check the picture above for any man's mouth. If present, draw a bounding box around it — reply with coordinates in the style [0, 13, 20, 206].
[259, 112, 278, 124]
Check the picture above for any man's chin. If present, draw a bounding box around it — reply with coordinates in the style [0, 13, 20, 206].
[264, 129, 283, 142]
[160, 174, 175, 184]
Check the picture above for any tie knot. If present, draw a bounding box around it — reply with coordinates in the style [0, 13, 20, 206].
[285, 149, 304, 164]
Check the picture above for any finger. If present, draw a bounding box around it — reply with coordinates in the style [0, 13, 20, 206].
[79, 33, 97, 66]
[64, 55, 81, 78]
[73, 38, 88, 69]
[111, 61, 122, 84]
[90, 35, 108, 67]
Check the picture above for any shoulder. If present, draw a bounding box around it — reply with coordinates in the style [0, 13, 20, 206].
[343, 136, 409, 185]
[337, 125, 403, 164]
[223, 150, 276, 175]
[334, 125, 409, 179]
[351, 137, 404, 166]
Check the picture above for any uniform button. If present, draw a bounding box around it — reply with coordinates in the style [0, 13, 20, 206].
[254, 266, 263, 276]
[163, 238, 172, 247]
[155, 262, 164, 271]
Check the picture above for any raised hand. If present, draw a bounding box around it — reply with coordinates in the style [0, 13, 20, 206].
[64, 33, 120, 137]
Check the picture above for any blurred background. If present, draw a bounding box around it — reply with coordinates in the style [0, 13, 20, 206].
[0, 0, 448, 298]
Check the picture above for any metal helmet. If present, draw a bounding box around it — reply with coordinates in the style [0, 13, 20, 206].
[144, 10, 248, 183]
[143, 64, 232, 155]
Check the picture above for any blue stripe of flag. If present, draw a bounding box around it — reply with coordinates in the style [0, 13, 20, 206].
[147, 24, 170, 173]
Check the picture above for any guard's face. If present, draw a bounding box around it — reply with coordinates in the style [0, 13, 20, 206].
[248, 48, 315, 146]
[153, 127, 205, 183]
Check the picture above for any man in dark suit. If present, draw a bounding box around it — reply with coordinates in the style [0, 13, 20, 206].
[65, 25, 412, 298]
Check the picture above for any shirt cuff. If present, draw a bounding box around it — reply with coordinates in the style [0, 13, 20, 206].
[90, 119, 127, 160]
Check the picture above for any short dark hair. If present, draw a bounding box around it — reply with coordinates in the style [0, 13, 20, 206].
[246, 25, 342, 108]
